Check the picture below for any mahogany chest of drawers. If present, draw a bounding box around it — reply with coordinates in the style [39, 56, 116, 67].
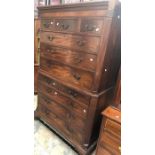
[96, 106, 121, 155]
[35, 1, 121, 155]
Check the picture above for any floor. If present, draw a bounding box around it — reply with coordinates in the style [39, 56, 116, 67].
[34, 95, 96, 155]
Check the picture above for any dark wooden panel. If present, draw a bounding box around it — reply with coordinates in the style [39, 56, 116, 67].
[41, 18, 55, 31]
[55, 18, 79, 32]
[80, 18, 104, 34]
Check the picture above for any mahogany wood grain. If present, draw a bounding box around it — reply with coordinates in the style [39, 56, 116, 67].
[80, 18, 104, 35]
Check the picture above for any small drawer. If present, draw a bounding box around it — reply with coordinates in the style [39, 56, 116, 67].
[40, 31, 100, 54]
[38, 73, 90, 105]
[55, 19, 78, 32]
[100, 131, 121, 155]
[40, 58, 94, 91]
[41, 19, 55, 30]
[40, 43, 97, 72]
[80, 19, 103, 34]
[104, 119, 121, 137]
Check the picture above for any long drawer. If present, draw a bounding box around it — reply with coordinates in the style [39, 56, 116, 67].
[40, 57, 94, 91]
[40, 43, 97, 72]
[38, 73, 90, 105]
[40, 31, 100, 54]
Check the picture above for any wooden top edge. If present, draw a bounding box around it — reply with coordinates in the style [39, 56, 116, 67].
[102, 106, 121, 123]
[37, 1, 109, 11]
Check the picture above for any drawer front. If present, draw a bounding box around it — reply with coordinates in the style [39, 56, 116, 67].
[38, 73, 90, 105]
[55, 19, 78, 32]
[41, 19, 55, 30]
[80, 19, 104, 34]
[100, 132, 121, 155]
[38, 83, 88, 118]
[40, 58, 94, 90]
[40, 43, 97, 72]
[40, 32, 100, 54]
[104, 119, 121, 137]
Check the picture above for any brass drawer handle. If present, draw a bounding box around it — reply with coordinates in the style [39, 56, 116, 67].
[76, 40, 85, 46]
[46, 88, 52, 93]
[43, 97, 50, 104]
[45, 79, 51, 84]
[74, 57, 83, 64]
[72, 72, 81, 80]
[43, 22, 50, 28]
[84, 24, 96, 31]
[68, 90, 78, 97]
[48, 35, 54, 41]
[61, 24, 69, 30]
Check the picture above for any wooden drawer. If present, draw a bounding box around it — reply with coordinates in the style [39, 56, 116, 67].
[40, 31, 100, 54]
[55, 19, 78, 32]
[104, 119, 121, 138]
[99, 131, 121, 155]
[40, 43, 97, 72]
[38, 73, 90, 105]
[41, 18, 55, 31]
[40, 58, 94, 90]
[38, 84, 88, 118]
[80, 19, 104, 34]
